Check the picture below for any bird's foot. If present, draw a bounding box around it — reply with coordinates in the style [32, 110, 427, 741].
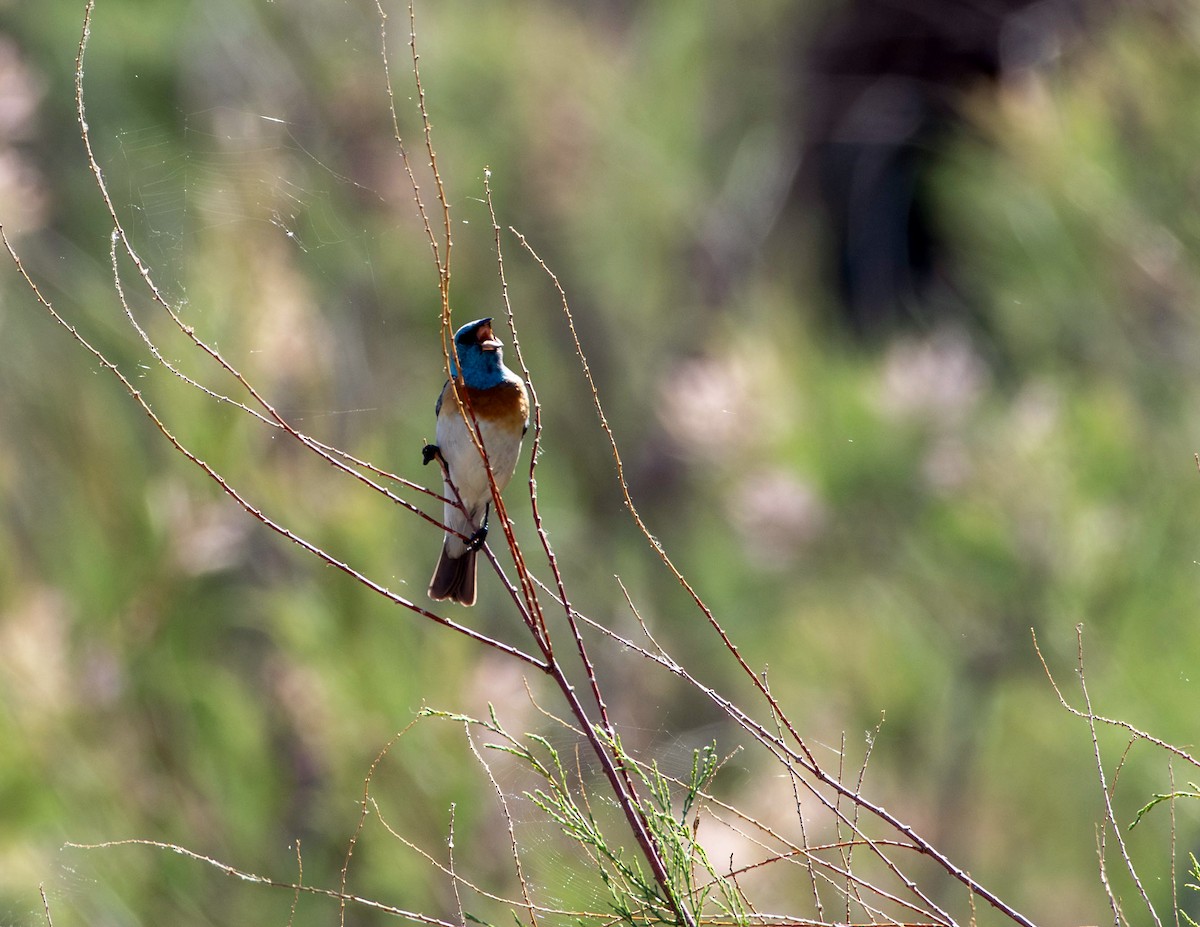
[422, 443, 441, 466]
[466, 524, 489, 552]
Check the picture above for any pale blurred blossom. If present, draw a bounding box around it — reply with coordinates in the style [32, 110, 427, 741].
[464, 652, 539, 733]
[149, 479, 252, 575]
[267, 656, 334, 765]
[658, 354, 758, 463]
[1009, 380, 1062, 452]
[0, 37, 42, 139]
[0, 148, 48, 230]
[0, 588, 71, 720]
[250, 241, 335, 390]
[79, 642, 124, 707]
[0, 37, 47, 233]
[732, 469, 827, 569]
[878, 328, 988, 424]
[923, 436, 972, 494]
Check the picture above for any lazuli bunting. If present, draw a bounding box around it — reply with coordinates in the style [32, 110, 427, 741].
[424, 317, 529, 606]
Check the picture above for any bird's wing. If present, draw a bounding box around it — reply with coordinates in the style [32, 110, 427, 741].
[434, 379, 449, 417]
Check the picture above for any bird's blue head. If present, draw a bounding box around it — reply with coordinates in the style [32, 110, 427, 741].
[450, 317, 507, 387]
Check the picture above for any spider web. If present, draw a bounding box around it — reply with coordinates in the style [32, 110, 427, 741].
[100, 100, 411, 436]
[113, 106, 382, 297]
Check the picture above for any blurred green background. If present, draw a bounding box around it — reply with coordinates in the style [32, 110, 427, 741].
[2, 1, 1200, 924]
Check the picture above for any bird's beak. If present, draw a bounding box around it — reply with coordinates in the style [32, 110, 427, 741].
[476, 320, 502, 352]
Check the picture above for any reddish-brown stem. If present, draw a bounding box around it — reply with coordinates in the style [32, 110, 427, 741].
[513, 228, 1038, 927]
[375, 11, 687, 917]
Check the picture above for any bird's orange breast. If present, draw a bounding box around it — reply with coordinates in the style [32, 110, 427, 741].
[443, 379, 529, 431]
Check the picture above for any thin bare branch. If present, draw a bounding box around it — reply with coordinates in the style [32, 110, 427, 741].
[1034, 630, 1200, 771]
[287, 841, 303, 927]
[465, 723, 540, 927]
[373, 0, 441, 274]
[485, 171, 554, 646]
[369, 795, 611, 921]
[447, 805, 467, 927]
[1170, 762, 1180, 927]
[1072, 626, 1163, 927]
[65, 839, 458, 926]
[39, 884, 54, 927]
[406, 0, 451, 286]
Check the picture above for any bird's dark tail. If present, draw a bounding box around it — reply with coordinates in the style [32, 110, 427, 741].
[428, 543, 477, 606]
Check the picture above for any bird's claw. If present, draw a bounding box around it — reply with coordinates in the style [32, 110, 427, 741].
[466, 524, 488, 552]
[422, 443, 441, 466]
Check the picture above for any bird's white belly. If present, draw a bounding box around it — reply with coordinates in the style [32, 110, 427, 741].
[436, 411, 522, 520]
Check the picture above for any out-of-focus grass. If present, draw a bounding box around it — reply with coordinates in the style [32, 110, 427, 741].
[1, 2, 1199, 925]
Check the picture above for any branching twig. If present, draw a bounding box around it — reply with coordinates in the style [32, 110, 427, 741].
[1034, 630, 1200, 771]
[465, 721, 540, 927]
[1064, 627, 1161, 927]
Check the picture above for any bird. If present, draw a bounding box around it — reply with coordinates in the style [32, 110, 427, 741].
[424, 317, 529, 606]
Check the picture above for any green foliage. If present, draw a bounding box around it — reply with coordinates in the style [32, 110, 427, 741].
[1186, 854, 1200, 927]
[428, 707, 744, 927]
[1130, 784, 1200, 831]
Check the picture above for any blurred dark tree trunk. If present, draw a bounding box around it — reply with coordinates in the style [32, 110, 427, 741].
[793, 0, 1090, 337]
